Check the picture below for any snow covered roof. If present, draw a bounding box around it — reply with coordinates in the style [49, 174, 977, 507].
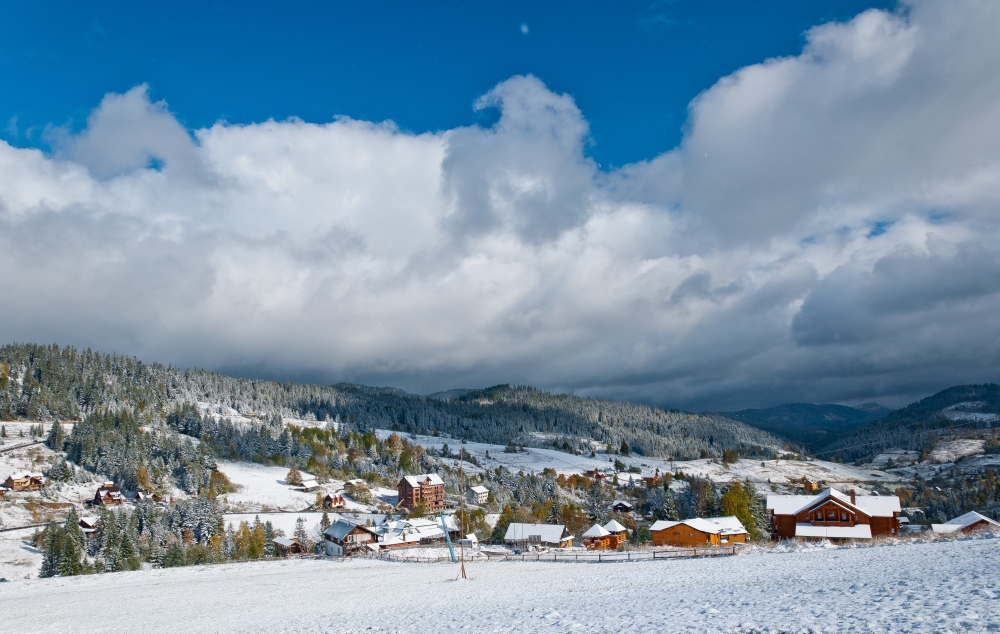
[603, 519, 628, 533]
[611, 500, 633, 509]
[795, 524, 872, 539]
[7, 472, 44, 479]
[468, 486, 489, 494]
[649, 516, 747, 536]
[767, 489, 900, 518]
[503, 523, 567, 544]
[931, 511, 1000, 534]
[273, 536, 298, 548]
[583, 524, 611, 538]
[325, 519, 375, 541]
[402, 474, 444, 487]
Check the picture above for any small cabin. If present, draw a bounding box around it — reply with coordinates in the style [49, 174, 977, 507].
[324, 519, 379, 556]
[582, 524, 613, 550]
[610, 500, 634, 514]
[299, 479, 320, 492]
[584, 468, 607, 481]
[466, 485, 489, 505]
[643, 470, 660, 488]
[93, 482, 123, 506]
[932, 511, 1000, 535]
[0, 486, 8, 499]
[603, 519, 629, 548]
[273, 536, 304, 556]
[650, 516, 749, 547]
[4, 472, 44, 492]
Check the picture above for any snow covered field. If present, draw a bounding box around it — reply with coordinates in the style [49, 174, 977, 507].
[0, 537, 996, 633]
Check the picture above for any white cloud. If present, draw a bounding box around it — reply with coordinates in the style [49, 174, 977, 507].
[3, 0, 1000, 410]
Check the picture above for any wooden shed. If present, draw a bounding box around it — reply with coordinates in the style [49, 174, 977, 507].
[273, 536, 304, 556]
[582, 523, 614, 550]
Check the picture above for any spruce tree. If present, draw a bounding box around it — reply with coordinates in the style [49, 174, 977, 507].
[39, 521, 65, 578]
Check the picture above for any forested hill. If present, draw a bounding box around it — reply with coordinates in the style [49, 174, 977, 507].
[724, 402, 890, 450]
[0, 343, 782, 460]
[819, 384, 1000, 462]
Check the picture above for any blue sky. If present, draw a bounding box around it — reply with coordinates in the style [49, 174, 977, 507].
[2, 1, 891, 168]
[2, 1, 1000, 411]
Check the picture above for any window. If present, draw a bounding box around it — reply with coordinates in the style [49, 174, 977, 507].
[826, 510, 836, 520]
[841, 512, 848, 521]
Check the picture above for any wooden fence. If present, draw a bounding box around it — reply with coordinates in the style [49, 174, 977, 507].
[378, 545, 739, 564]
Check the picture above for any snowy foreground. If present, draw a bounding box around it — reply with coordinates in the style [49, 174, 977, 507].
[2, 539, 998, 633]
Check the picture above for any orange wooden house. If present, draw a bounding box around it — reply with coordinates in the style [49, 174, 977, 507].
[766, 488, 901, 540]
[650, 516, 748, 547]
[582, 523, 614, 550]
[93, 482, 123, 506]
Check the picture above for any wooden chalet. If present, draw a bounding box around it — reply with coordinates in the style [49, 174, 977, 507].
[932, 511, 1000, 534]
[582, 523, 614, 550]
[643, 469, 661, 488]
[650, 516, 748, 547]
[584, 468, 607, 481]
[93, 482, 123, 506]
[603, 519, 629, 548]
[504, 523, 574, 548]
[273, 536, 304, 556]
[79, 516, 99, 539]
[323, 493, 346, 509]
[4, 472, 44, 492]
[0, 486, 8, 499]
[766, 488, 901, 540]
[397, 474, 445, 512]
[324, 519, 379, 556]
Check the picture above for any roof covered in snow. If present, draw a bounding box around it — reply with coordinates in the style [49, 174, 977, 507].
[503, 523, 567, 544]
[273, 536, 298, 548]
[401, 474, 444, 487]
[468, 486, 489, 494]
[603, 519, 628, 533]
[932, 511, 1000, 533]
[767, 489, 900, 518]
[325, 519, 376, 541]
[649, 516, 748, 536]
[583, 524, 611, 538]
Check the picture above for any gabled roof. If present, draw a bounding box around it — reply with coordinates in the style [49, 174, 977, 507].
[583, 524, 611, 538]
[325, 518, 377, 541]
[7, 472, 44, 480]
[401, 474, 444, 487]
[767, 488, 900, 518]
[611, 500, 633, 509]
[649, 516, 748, 536]
[603, 519, 628, 533]
[932, 511, 1000, 533]
[503, 523, 567, 544]
[468, 486, 489, 494]
[273, 536, 299, 548]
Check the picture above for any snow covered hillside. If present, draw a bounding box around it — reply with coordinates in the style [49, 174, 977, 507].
[0, 538, 995, 633]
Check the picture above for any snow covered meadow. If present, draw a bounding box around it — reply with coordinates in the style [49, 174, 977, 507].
[1, 537, 996, 633]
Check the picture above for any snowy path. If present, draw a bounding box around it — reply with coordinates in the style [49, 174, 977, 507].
[1, 538, 997, 633]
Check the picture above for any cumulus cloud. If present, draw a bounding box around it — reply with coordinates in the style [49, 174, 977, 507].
[3, 0, 1000, 410]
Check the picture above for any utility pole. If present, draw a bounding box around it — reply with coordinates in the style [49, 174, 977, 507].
[458, 444, 467, 579]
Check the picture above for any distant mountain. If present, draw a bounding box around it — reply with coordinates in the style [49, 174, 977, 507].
[724, 402, 890, 449]
[0, 343, 784, 461]
[820, 384, 1000, 462]
[425, 388, 477, 401]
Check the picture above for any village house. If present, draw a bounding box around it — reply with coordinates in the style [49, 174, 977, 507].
[504, 523, 574, 548]
[465, 485, 489, 505]
[397, 474, 445, 512]
[582, 524, 613, 550]
[4, 472, 44, 492]
[79, 516, 99, 539]
[273, 536, 304, 556]
[323, 493, 346, 509]
[643, 469, 661, 488]
[649, 516, 749, 547]
[584, 468, 607, 481]
[377, 516, 458, 549]
[298, 479, 320, 492]
[325, 519, 379, 556]
[0, 486, 8, 499]
[766, 488, 901, 540]
[931, 511, 1000, 534]
[93, 482, 123, 506]
[603, 519, 629, 547]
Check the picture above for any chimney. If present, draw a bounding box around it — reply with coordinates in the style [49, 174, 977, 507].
[849, 489, 856, 504]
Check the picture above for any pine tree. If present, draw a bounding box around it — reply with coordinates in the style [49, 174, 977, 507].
[320, 511, 331, 534]
[46, 421, 66, 452]
[546, 498, 563, 524]
[59, 532, 84, 576]
[39, 521, 65, 578]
